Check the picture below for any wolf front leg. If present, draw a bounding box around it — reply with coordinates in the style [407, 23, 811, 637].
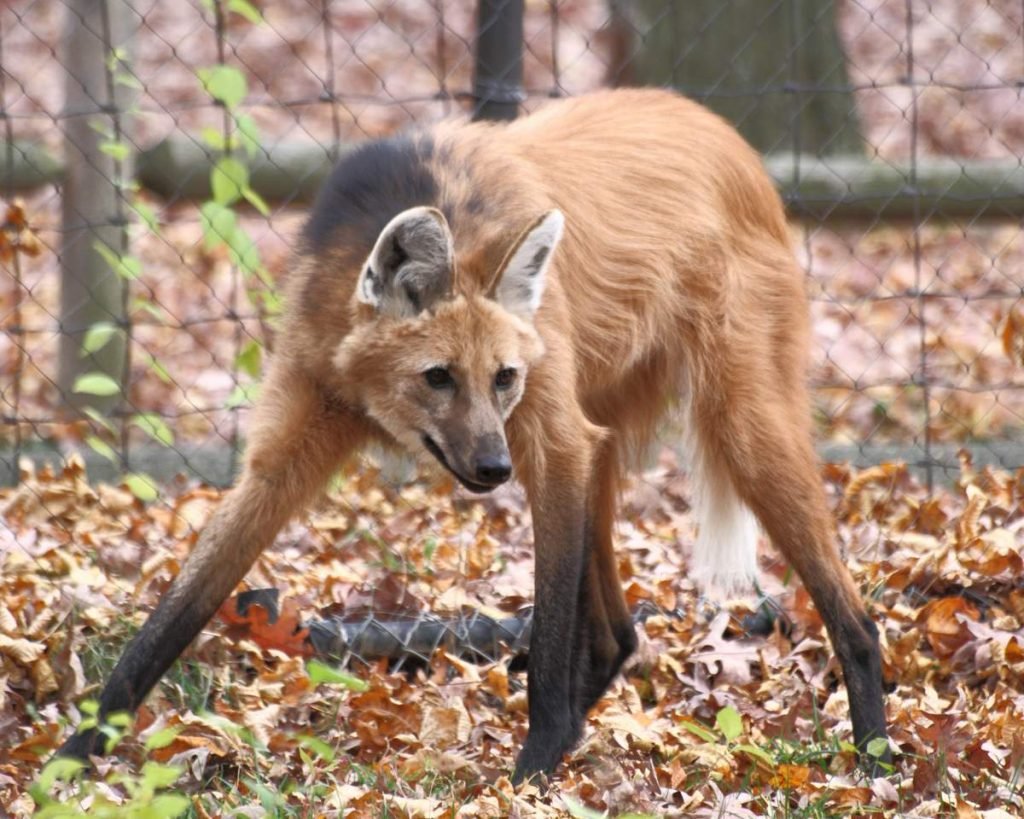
[574, 439, 636, 719]
[58, 367, 369, 760]
[508, 390, 606, 784]
[513, 468, 588, 782]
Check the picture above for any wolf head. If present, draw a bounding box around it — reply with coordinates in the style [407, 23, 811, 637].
[334, 206, 564, 492]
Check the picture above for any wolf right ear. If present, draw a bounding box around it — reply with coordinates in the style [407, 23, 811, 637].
[490, 210, 564, 320]
[357, 206, 454, 318]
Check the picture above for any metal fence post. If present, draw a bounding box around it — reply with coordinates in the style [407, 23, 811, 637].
[472, 0, 525, 121]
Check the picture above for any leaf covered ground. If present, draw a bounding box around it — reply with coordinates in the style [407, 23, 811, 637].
[2, 450, 1024, 816]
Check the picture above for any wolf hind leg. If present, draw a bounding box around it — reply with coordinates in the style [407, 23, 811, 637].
[689, 358, 889, 767]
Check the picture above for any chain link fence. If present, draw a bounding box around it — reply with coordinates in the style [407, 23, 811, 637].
[1, 1, 1023, 667]
[3, 0, 1024, 490]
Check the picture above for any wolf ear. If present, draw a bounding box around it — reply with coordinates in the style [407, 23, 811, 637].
[357, 206, 454, 318]
[491, 210, 564, 319]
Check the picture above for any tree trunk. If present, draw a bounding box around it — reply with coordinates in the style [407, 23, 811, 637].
[606, 0, 862, 156]
[58, 0, 136, 416]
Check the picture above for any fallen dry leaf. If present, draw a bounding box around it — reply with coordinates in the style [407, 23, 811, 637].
[217, 593, 312, 657]
[917, 596, 982, 660]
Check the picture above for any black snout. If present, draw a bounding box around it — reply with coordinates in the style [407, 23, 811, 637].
[423, 434, 510, 494]
[475, 453, 512, 486]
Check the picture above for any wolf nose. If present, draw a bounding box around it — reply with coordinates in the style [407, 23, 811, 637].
[475, 455, 511, 485]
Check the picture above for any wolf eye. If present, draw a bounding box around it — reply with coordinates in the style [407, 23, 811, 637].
[495, 367, 517, 390]
[424, 366, 453, 389]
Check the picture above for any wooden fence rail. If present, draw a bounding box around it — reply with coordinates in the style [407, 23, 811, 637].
[5, 137, 1024, 221]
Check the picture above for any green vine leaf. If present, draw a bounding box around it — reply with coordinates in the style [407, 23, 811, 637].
[296, 735, 336, 763]
[140, 761, 184, 792]
[200, 126, 233, 152]
[85, 435, 118, 464]
[83, 407, 116, 433]
[226, 382, 260, 408]
[867, 737, 891, 758]
[72, 372, 121, 397]
[235, 113, 261, 158]
[113, 70, 143, 90]
[242, 184, 270, 217]
[306, 660, 369, 691]
[734, 742, 776, 766]
[93, 241, 141, 280]
[679, 719, 717, 743]
[99, 140, 130, 161]
[716, 705, 743, 742]
[228, 0, 262, 23]
[235, 339, 262, 378]
[144, 725, 184, 752]
[200, 200, 238, 248]
[224, 225, 263, 278]
[211, 156, 249, 206]
[81, 322, 122, 356]
[197, 65, 248, 110]
[143, 353, 173, 385]
[132, 413, 174, 446]
[124, 473, 158, 502]
[131, 200, 160, 233]
[89, 118, 114, 139]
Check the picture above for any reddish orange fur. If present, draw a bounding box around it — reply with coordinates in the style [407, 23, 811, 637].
[60, 89, 888, 780]
[247, 89, 886, 775]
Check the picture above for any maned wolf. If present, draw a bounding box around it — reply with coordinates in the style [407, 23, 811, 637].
[60, 88, 889, 782]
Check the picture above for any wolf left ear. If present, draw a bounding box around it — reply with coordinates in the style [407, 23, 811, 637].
[357, 206, 454, 318]
[491, 210, 564, 319]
